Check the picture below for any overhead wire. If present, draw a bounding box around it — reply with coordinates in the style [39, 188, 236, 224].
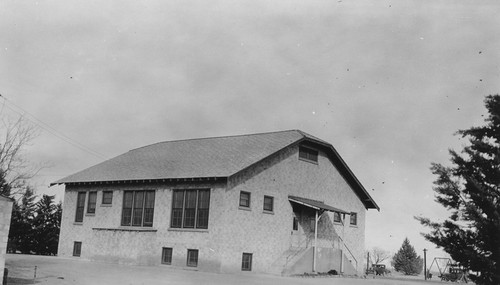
[0, 94, 107, 160]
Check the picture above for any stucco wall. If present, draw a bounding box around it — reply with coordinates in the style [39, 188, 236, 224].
[0, 197, 13, 285]
[223, 144, 366, 275]
[58, 181, 227, 271]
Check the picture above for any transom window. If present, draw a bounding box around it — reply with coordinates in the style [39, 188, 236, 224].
[171, 189, 210, 229]
[121, 190, 155, 227]
[87, 191, 97, 214]
[75, 192, 86, 222]
[162, 247, 173, 265]
[239, 191, 251, 208]
[263, 195, 274, 212]
[350, 212, 357, 226]
[102, 191, 113, 205]
[242, 253, 253, 271]
[187, 249, 199, 267]
[299, 146, 318, 163]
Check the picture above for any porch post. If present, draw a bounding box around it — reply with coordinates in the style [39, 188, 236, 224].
[313, 210, 318, 272]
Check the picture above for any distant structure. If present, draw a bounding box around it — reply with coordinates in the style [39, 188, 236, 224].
[53, 130, 379, 275]
[0, 195, 13, 285]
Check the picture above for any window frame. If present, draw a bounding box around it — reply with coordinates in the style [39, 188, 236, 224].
[161, 247, 173, 265]
[186, 249, 199, 267]
[239, 191, 251, 208]
[121, 190, 155, 227]
[102, 191, 113, 205]
[350, 212, 357, 226]
[298, 146, 319, 163]
[170, 189, 210, 229]
[87, 191, 97, 214]
[73, 241, 82, 257]
[241, 253, 253, 271]
[263, 195, 274, 212]
[75, 192, 86, 222]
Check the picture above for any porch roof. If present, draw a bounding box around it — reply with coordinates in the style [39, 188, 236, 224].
[288, 195, 349, 214]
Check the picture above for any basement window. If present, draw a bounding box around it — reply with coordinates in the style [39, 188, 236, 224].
[187, 249, 199, 267]
[73, 241, 82, 257]
[242, 253, 253, 271]
[162, 247, 173, 265]
[299, 146, 318, 163]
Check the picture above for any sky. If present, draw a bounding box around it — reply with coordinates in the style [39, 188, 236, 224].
[1, 0, 499, 266]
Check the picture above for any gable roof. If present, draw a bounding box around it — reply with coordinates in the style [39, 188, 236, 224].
[52, 130, 379, 210]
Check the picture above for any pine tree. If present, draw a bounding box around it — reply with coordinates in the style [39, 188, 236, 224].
[32, 195, 61, 255]
[416, 94, 500, 285]
[391, 238, 423, 275]
[7, 187, 36, 253]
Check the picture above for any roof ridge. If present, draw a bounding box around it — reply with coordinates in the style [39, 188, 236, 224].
[128, 129, 303, 152]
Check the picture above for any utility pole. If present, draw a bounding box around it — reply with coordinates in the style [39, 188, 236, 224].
[423, 249, 427, 280]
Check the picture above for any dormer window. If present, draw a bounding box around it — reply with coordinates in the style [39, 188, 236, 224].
[299, 146, 318, 163]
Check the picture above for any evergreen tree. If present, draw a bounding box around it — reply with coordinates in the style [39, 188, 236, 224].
[7, 187, 36, 253]
[391, 238, 423, 275]
[32, 195, 61, 255]
[416, 95, 500, 285]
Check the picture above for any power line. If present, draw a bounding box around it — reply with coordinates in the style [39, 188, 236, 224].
[0, 94, 107, 160]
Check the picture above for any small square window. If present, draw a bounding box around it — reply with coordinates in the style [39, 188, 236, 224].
[162, 247, 173, 265]
[87, 192, 97, 214]
[350, 213, 357, 226]
[239, 191, 250, 208]
[293, 217, 298, 231]
[102, 191, 113, 205]
[263, 195, 274, 212]
[187, 249, 198, 267]
[334, 212, 342, 223]
[73, 241, 82, 257]
[242, 253, 253, 271]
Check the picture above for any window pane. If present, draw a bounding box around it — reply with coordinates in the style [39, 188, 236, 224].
[121, 191, 134, 226]
[75, 192, 86, 222]
[171, 209, 183, 228]
[132, 192, 144, 226]
[196, 190, 210, 229]
[143, 191, 155, 227]
[198, 190, 210, 209]
[334, 212, 341, 223]
[87, 192, 97, 213]
[183, 191, 197, 228]
[173, 191, 184, 208]
[239, 192, 250, 207]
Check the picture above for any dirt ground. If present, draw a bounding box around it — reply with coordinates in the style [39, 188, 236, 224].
[5, 254, 443, 285]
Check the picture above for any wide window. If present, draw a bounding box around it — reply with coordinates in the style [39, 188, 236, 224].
[171, 189, 210, 229]
[87, 191, 97, 214]
[239, 191, 251, 208]
[263, 195, 274, 212]
[350, 212, 357, 226]
[187, 249, 199, 267]
[299, 146, 318, 163]
[242, 253, 253, 271]
[102, 191, 113, 205]
[75, 192, 86, 222]
[121, 190, 155, 227]
[162, 247, 173, 265]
